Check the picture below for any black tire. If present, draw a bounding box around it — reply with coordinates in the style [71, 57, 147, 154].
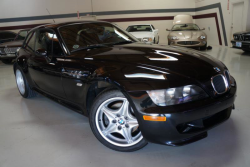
[1, 59, 13, 64]
[157, 37, 160, 44]
[242, 49, 250, 52]
[200, 44, 207, 50]
[89, 89, 148, 152]
[15, 66, 37, 98]
[153, 38, 156, 44]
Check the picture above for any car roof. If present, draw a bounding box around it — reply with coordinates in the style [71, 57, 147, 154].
[29, 20, 111, 32]
[128, 24, 152, 26]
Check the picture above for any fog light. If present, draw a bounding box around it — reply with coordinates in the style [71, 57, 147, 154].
[143, 115, 166, 121]
[202, 41, 206, 44]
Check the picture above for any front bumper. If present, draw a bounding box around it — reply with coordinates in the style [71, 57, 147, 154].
[168, 39, 207, 47]
[231, 40, 250, 50]
[129, 79, 237, 146]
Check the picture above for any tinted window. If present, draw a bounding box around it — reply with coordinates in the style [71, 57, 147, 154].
[27, 31, 36, 50]
[35, 29, 63, 57]
[126, 25, 152, 32]
[3, 32, 16, 39]
[151, 25, 155, 30]
[16, 30, 28, 40]
[59, 23, 137, 52]
[171, 24, 200, 31]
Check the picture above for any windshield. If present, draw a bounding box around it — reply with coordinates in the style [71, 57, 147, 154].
[171, 24, 200, 31]
[59, 22, 138, 52]
[126, 25, 152, 32]
[15, 30, 28, 40]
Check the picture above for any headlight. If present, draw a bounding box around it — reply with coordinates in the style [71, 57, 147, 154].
[200, 36, 206, 39]
[143, 37, 153, 42]
[169, 36, 178, 40]
[147, 85, 208, 106]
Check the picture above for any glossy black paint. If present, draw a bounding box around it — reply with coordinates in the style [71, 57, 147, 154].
[14, 21, 237, 146]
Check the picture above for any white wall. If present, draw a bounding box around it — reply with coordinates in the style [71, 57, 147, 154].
[1, 0, 249, 46]
[0, 0, 195, 44]
[195, 0, 250, 46]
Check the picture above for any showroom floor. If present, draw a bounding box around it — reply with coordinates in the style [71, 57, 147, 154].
[0, 46, 249, 167]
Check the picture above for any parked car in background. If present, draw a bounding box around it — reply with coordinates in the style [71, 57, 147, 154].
[0, 31, 17, 44]
[231, 31, 250, 52]
[14, 21, 236, 152]
[126, 24, 159, 44]
[0, 29, 29, 64]
[167, 15, 207, 50]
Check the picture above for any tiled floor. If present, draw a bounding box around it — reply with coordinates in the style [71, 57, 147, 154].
[0, 46, 249, 167]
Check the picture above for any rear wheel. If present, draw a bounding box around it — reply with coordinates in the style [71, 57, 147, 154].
[15, 66, 37, 98]
[157, 36, 160, 44]
[1, 59, 13, 64]
[89, 89, 147, 152]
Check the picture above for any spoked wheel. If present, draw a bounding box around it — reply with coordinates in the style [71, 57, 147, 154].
[89, 89, 147, 152]
[15, 66, 37, 98]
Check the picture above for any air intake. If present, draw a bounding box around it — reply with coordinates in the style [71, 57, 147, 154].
[211, 74, 228, 94]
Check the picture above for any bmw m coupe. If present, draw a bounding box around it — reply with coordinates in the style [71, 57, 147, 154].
[14, 21, 237, 152]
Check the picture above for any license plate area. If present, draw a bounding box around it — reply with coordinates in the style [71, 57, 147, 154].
[236, 42, 242, 47]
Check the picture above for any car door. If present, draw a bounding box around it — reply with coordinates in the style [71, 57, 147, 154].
[28, 28, 66, 98]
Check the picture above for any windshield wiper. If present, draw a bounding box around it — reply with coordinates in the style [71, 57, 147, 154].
[112, 41, 134, 45]
[71, 44, 109, 52]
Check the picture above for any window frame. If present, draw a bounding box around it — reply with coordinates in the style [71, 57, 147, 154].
[25, 30, 36, 51]
[35, 28, 65, 58]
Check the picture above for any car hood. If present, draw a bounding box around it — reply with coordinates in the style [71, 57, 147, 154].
[233, 31, 250, 35]
[0, 40, 23, 47]
[73, 43, 225, 89]
[129, 32, 154, 38]
[168, 31, 205, 40]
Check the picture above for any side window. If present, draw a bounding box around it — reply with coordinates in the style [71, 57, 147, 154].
[35, 29, 63, 57]
[26, 31, 36, 50]
[151, 25, 155, 30]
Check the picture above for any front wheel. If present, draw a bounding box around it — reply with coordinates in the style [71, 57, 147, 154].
[200, 44, 207, 50]
[242, 49, 250, 52]
[89, 89, 147, 152]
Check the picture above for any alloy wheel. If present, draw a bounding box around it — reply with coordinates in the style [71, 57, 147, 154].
[95, 97, 143, 147]
[16, 69, 25, 95]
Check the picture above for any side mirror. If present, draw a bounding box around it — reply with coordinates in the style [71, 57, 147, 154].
[201, 28, 205, 30]
[36, 48, 47, 56]
[166, 29, 170, 31]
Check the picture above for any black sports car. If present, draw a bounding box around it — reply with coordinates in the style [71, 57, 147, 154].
[231, 31, 250, 52]
[14, 21, 237, 152]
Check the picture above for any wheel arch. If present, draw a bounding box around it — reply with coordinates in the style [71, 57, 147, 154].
[84, 79, 137, 116]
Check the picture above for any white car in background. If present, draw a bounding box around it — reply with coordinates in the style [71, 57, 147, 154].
[126, 24, 159, 44]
